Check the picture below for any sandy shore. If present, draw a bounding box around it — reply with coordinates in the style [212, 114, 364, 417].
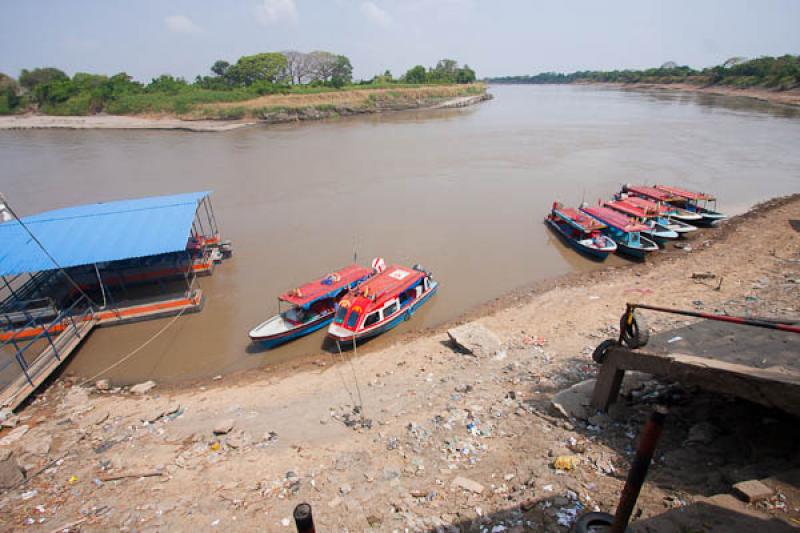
[0, 115, 257, 132]
[1, 195, 798, 531]
[592, 82, 800, 107]
[0, 93, 491, 132]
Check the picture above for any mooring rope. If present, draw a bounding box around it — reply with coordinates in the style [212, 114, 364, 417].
[78, 274, 200, 387]
[350, 336, 364, 410]
[333, 340, 357, 407]
[78, 299, 190, 387]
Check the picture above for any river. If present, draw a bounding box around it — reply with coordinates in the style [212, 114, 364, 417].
[2, 85, 799, 384]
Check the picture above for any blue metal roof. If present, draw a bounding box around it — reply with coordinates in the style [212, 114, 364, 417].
[0, 191, 211, 276]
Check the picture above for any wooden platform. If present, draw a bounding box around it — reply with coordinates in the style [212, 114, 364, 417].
[0, 318, 96, 410]
[591, 345, 800, 417]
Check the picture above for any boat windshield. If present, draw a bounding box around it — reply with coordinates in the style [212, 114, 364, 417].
[334, 306, 347, 324]
[346, 310, 360, 328]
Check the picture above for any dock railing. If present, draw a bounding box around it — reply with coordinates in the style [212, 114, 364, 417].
[0, 293, 96, 407]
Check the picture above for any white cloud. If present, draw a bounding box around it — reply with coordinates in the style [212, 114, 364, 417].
[360, 1, 391, 28]
[255, 0, 297, 25]
[164, 15, 202, 34]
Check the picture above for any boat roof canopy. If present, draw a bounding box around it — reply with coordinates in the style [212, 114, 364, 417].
[623, 196, 668, 213]
[0, 191, 211, 276]
[624, 185, 674, 202]
[655, 185, 714, 201]
[280, 264, 372, 307]
[582, 206, 650, 233]
[347, 265, 423, 309]
[553, 206, 606, 233]
[605, 199, 657, 218]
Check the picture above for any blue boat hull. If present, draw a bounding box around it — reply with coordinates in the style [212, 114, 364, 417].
[545, 218, 611, 260]
[254, 315, 333, 349]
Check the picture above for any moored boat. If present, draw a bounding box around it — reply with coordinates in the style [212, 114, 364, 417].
[603, 198, 679, 245]
[580, 205, 659, 259]
[249, 264, 373, 347]
[544, 202, 617, 260]
[327, 263, 437, 344]
[654, 185, 726, 226]
[613, 195, 698, 236]
[621, 184, 703, 223]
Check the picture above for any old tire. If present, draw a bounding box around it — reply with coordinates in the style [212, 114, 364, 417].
[619, 312, 649, 349]
[571, 512, 615, 532]
[592, 339, 618, 364]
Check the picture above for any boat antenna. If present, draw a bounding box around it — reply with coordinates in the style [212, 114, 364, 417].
[353, 236, 358, 264]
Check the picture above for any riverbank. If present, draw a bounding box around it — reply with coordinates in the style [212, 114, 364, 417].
[588, 81, 800, 107]
[0, 85, 490, 132]
[1, 194, 798, 531]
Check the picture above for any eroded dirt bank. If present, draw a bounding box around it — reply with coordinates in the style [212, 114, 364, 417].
[592, 81, 800, 107]
[0, 195, 798, 532]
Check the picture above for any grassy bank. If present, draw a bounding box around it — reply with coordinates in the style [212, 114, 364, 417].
[187, 83, 487, 120]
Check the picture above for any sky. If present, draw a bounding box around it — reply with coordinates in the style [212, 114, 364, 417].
[1, 0, 799, 82]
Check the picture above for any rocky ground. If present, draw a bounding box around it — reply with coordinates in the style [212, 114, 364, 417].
[0, 195, 798, 532]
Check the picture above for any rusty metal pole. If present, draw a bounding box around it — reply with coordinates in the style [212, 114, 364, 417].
[610, 407, 667, 533]
[293, 503, 315, 533]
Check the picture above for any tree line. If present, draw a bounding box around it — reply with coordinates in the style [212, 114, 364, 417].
[0, 53, 478, 115]
[487, 55, 800, 90]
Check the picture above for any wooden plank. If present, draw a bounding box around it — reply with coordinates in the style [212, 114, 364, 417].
[591, 346, 800, 416]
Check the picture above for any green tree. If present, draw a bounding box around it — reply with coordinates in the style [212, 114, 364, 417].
[404, 65, 427, 84]
[19, 67, 68, 90]
[211, 60, 230, 77]
[146, 75, 189, 94]
[456, 65, 476, 84]
[0, 73, 21, 113]
[225, 53, 288, 86]
[330, 55, 353, 88]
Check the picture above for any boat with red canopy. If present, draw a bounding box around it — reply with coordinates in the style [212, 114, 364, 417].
[604, 198, 678, 245]
[580, 205, 659, 259]
[654, 185, 726, 226]
[327, 263, 437, 344]
[249, 264, 373, 347]
[545, 202, 617, 260]
[621, 184, 702, 222]
[614, 195, 698, 235]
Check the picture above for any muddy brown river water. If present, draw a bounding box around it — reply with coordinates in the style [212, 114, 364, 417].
[2, 85, 799, 384]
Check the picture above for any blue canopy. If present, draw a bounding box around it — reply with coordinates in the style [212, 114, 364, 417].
[0, 191, 211, 276]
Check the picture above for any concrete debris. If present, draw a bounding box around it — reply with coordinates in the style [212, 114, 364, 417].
[0, 424, 29, 446]
[95, 379, 111, 391]
[549, 379, 596, 420]
[0, 451, 25, 489]
[451, 476, 484, 494]
[21, 434, 52, 457]
[733, 479, 774, 503]
[130, 380, 157, 395]
[213, 419, 235, 435]
[447, 323, 504, 358]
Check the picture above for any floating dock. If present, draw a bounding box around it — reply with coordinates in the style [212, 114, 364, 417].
[0, 191, 229, 410]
